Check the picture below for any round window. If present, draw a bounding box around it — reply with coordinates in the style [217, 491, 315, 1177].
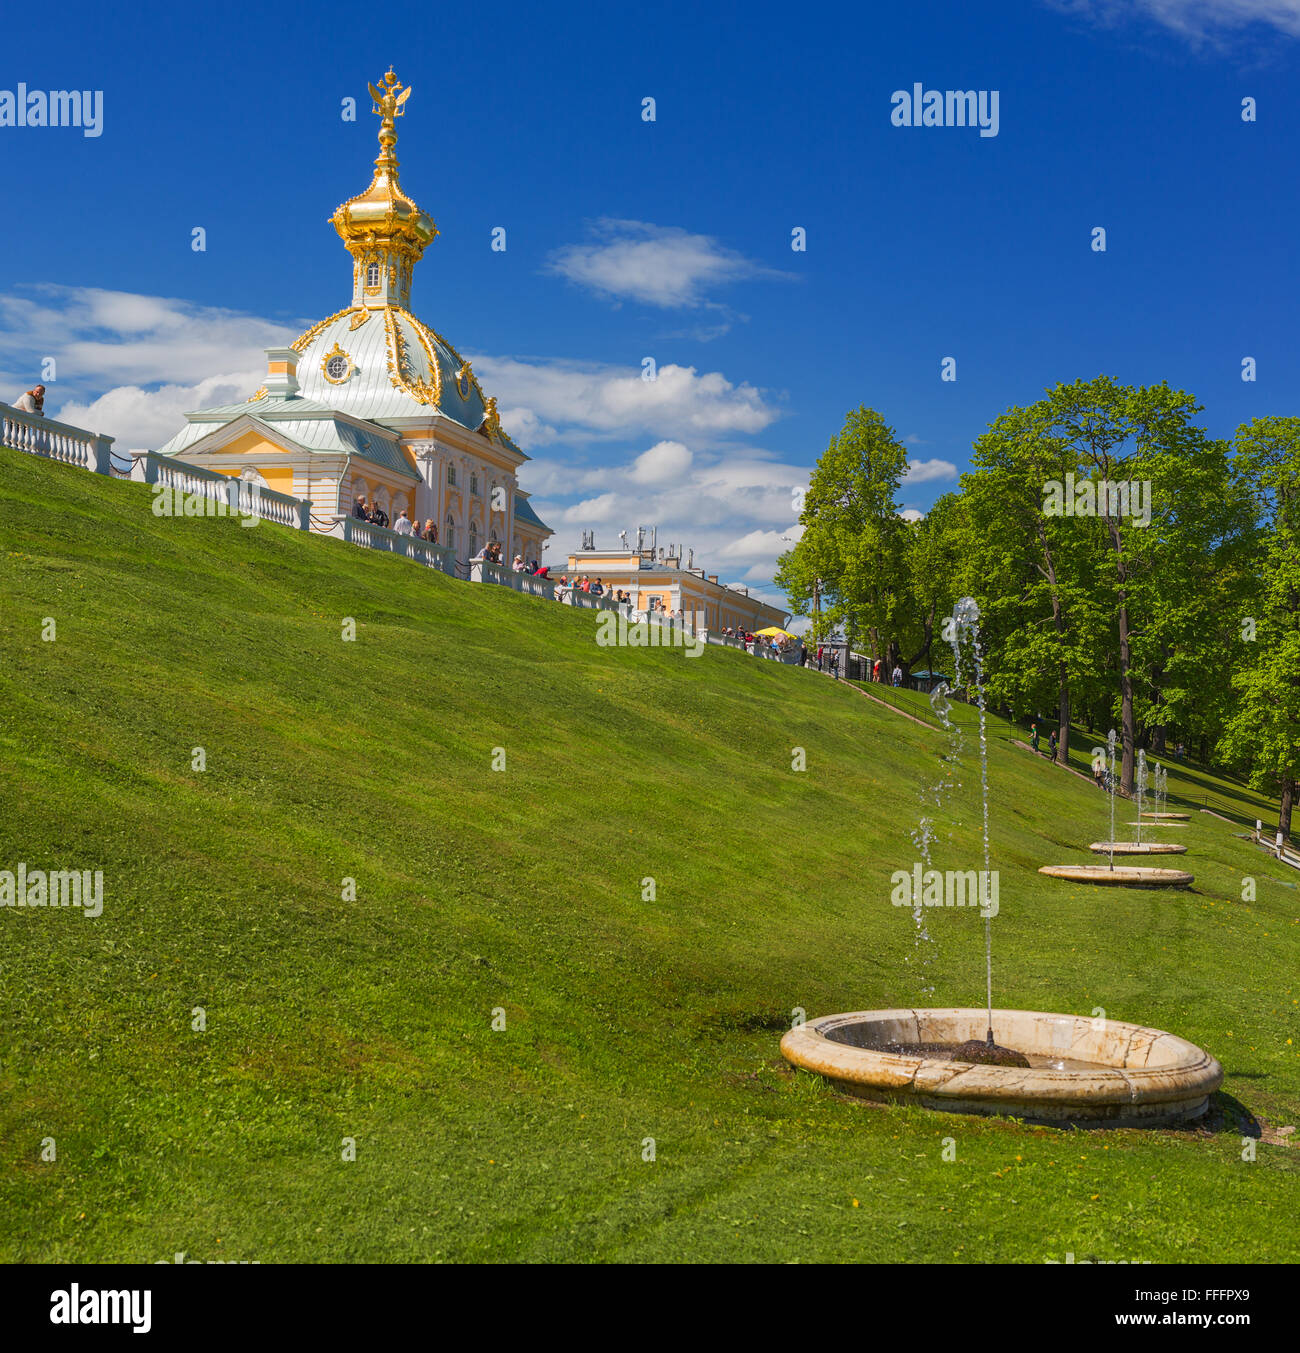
[325, 354, 350, 381]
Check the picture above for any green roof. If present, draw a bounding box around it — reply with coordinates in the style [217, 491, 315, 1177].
[513, 494, 552, 533]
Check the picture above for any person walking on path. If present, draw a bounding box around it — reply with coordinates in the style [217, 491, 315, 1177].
[1049, 729, 1059, 761]
[1030, 723, 1040, 754]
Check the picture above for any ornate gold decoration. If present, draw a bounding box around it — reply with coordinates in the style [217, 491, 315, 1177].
[482, 395, 502, 441]
[455, 360, 473, 400]
[384, 308, 439, 405]
[292, 307, 353, 354]
[368, 66, 412, 127]
[330, 69, 437, 312]
[348, 309, 372, 330]
[321, 341, 356, 384]
[246, 386, 267, 403]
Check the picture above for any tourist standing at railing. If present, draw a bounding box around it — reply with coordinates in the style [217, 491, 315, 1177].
[394, 510, 413, 536]
[422, 519, 438, 543]
[352, 496, 368, 520]
[512, 553, 526, 572]
[590, 577, 604, 597]
[12, 384, 46, 415]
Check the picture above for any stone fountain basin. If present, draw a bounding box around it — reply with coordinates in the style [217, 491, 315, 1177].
[1143, 812, 1190, 820]
[780, 1008, 1222, 1126]
[1038, 864, 1193, 887]
[1089, 841, 1187, 855]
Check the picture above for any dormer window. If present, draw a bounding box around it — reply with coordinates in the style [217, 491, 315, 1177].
[366, 262, 380, 288]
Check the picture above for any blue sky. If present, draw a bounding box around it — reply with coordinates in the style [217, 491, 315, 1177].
[1, 0, 1297, 606]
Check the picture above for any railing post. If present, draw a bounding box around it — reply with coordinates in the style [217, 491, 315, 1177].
[90, 434, 113, 476]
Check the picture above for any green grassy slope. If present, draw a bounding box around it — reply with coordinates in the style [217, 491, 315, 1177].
[1, 445, 1297, 1263]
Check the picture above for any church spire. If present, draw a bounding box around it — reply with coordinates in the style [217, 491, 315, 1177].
[329, 68, 438, 311]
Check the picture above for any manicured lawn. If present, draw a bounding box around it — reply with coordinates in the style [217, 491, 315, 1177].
[1, 446, 1297, 1262]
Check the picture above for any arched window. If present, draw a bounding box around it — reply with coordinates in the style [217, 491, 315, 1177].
[366, 261, 380, 288]
[470, 472, 479, 496]
[470, 523, 479, 557]
[445, 516, 455, 550]
[447, 464, 456, 487]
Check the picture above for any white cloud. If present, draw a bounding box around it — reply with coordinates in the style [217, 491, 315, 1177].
[904, 457, 958, 484]
[526, 438, 812, 600]
[631, 440, 693, 483]
[899, 508, 925, 523]
[0, 284, 298, 449]
[546, 218, 792, 309]
[56, 373, 262, 452]
[473, 354, 780, 448]
[1049, 0, 1300, 40]
[0, 283, 781, 456]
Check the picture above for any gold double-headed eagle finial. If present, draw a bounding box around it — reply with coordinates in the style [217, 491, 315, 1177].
[369, 68, 411, 122]
[368, 68, 411, 159]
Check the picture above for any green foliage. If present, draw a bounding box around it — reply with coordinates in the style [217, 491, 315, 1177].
[777, 406, 908, 648]
[2, 448, 1298, 1264]
[1220, 417, 1300, 831]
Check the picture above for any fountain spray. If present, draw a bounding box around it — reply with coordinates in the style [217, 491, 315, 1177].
[1136, 748, 1147, 845]
[1107, 728, 1117, 871]
[908, 682, 961, 997]
[948, 598, 994, 1048]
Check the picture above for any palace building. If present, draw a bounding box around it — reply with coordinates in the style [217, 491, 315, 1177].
[567, 531, 789, 633]
[156, 69, 552, 567]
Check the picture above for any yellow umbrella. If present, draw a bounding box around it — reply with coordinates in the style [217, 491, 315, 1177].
[754, 626, 794, 638]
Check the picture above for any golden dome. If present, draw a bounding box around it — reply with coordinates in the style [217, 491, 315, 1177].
[330, 69, 437, 307]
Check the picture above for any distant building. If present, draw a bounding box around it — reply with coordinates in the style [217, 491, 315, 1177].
[567, 533, 788, 633]
[153, 69, 552, 570]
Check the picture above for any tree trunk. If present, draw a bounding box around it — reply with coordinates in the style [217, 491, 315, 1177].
[1118, 595, 1136, 793]
[1107, 512, 1136, 795]
[1281, 776, 1295, 844]
[903, 602, 936, 674]
[1057, 664, 1070, 766]
[1036, 519, 1071, 766]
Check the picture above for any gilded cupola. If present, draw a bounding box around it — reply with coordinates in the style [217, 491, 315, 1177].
[330, 68, 437, 312]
